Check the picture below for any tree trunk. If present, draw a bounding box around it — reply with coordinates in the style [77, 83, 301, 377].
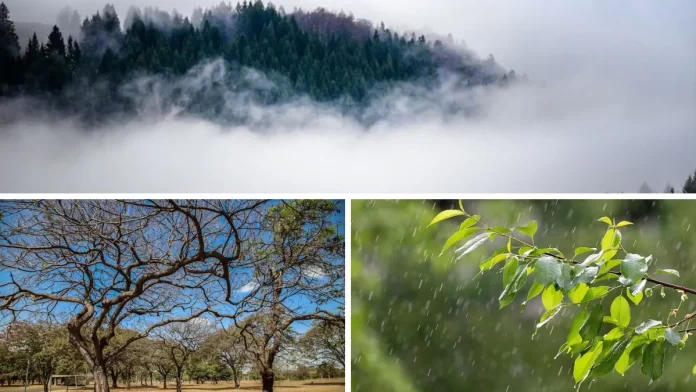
[163, 378, 167, 390]
[150, 373, 153, 386]
[175, 370, 182, 392]
[111, 372, 118, 389]
[43, 382, 49, 392]
[94, 366, 110, 392]
[232, 368, 240, 389]
[260, 371, 274, 392]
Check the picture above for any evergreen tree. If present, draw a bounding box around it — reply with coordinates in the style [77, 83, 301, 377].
[682, 170, 696, 193]
[47, 25, 67, 57]
[0, 2, 19, 56]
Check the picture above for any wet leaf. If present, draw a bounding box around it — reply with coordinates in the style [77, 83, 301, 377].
[616, 221, 633, 227]
[568, 283, 589, 304]
[428, 210, 464, 227]
[598, 217, 613, 225]
[655, 269, 680, 278]
[527, 281, 544, 301]
[503, 257, 519, 286]
[601, 228, 621, 250]
[574, 247, 597, 258]
[455, 233, 490, 258]
[664, 328, 682, 346]
[581, 286, 611, 303]
[620, 254, 648, 284]
[610, 296, 631, 328]
[441, 227, 479, 254]
[592, 334, 633, 377]
[517, 220, 538, 238]
[635, 320, 662, 334]
[574, 340, 603, 383]
[479, 252, 509, 271]
[537, 305, 563, 328]
[641, 340, 665, 382]
[542, 285, 563, 310]
[533, 256, 562, 286]
[459, 215, 480, 230]
[579, 303, 603, 341]
[626, 287, 644, 305]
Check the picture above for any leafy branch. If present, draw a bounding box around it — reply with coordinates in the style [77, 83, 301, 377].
[428, 204, 696, 387]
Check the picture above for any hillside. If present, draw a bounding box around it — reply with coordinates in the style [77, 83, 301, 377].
[0, 1, 518, 124]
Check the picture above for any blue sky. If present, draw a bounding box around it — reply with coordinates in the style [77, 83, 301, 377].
[0, 199, 345, 335]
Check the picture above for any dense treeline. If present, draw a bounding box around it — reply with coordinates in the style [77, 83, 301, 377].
[0, 1, 512, 123]
[0, 320, 344, 390]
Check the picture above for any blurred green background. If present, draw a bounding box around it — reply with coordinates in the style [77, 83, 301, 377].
[352, 199, 696, 392]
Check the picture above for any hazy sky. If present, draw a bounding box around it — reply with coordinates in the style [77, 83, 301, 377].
[1, 0, 695, 192]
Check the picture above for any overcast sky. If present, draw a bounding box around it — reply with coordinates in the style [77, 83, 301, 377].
[1, 0, 694, 192]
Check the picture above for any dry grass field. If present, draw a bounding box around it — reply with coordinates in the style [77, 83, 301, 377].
[0, 380, 344, 392]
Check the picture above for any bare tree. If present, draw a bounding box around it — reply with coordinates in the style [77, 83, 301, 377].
[226, 200, 345, 392]
[208, 328, 249, 388]
[300, 320, 345, 367]
[0, 200, 268, 392]
[156, 319, 214, 392]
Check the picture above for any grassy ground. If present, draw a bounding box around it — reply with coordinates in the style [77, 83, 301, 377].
[0, 380, 344, 392]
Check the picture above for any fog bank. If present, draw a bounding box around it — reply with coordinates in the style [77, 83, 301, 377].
[1, 0, 694, 192]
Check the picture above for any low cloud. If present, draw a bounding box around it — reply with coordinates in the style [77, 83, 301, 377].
[0, 0, 694, 192]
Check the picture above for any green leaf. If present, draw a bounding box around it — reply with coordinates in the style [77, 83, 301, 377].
[604, 327, 624, 341]
[615, 336, 647, 375]
[620, 254, 648, 284]
[581, 286, 611, 303]
[574, 340, 603, 384]
[527, 281, 544, 301]
[568, 283, 589, 304]
[626, 287, 644, 305]
[455, 233, 490, 258]
[517, 220, 538, 238]
[542, 285, 563, 310]
[635, 320, 662, 334]
[441, 227, 479, 254]
[598, 217, 613, 225]
[574, 247, 597, 258]
[459, 215, 480, 230]
[503, 257, 519, 287]
[533, 256, 562, 286]
[579, 303, 604, 341]
[428, 210, 465, 227]
[665, 328, 682, 346]
[641, 340, 665, 382]
[571, 266, 598, 286]
[567, 310, 588, 348]
[610, 296, 631, 328]
[479, 253, 509, 271]
[655, 269, 680, 278]
[537, 305, 563, 328]
[579, 252, 603, 267]
[616, 221, 633, 227]
[692, 364, 696, 375]
[629, 279, 647, 297]
[601, 228, 621, 250]
[498, 264, 527, 309]
[592, 334, 633, 377]
[487, 226, 511, 235]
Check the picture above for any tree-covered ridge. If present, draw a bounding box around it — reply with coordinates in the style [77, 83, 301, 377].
[0, 1, 514, 122]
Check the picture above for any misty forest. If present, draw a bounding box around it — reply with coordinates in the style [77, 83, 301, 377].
[0, 1, 693, 191]
[0, 1, 514, 124]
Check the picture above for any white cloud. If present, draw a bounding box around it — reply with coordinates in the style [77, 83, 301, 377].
[238, 281, 259, 293]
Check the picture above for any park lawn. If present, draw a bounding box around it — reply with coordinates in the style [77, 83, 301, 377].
[0, 380, 345, 392]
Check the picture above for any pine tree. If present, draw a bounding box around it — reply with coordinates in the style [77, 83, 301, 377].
[47, 25, 66, 57]
[0, 2, 20, 56]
